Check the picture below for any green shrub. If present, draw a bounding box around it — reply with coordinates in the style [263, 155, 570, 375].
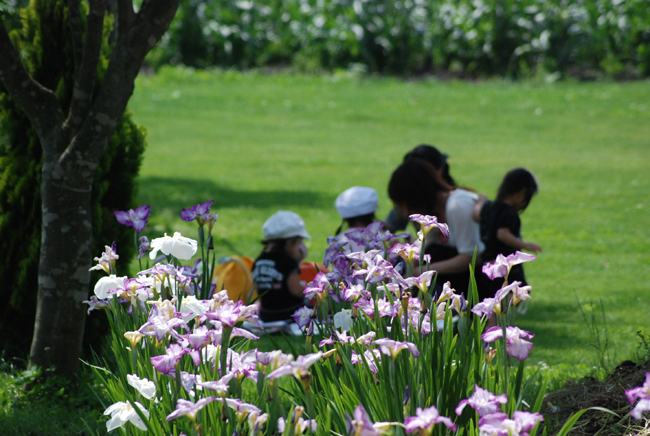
[145, 0, 650, 78]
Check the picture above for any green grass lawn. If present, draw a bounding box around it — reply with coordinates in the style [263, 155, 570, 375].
[127, 67, 650, 378]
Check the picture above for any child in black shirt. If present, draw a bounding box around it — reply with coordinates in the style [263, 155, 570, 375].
[478, 168, 542, 299]
[252, 211, 310, 322]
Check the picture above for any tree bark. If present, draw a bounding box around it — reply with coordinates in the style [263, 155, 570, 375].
[30, 151, 97, 374]
[0, 0, 180, 377]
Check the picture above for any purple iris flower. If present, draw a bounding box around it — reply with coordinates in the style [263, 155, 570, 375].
[408, 214, 450, 239]
[456, 385, 508, 417]
[224, 349, 259, 382]
[206, 300, 259, 327]
[478, 411, 542, 436]
[292, 306, 314, 328]
[151, 344, 188, 375]
[471, 282, 518, 318]
[179, 325, 211, 350]
[207, 320, 260, 345]
[390, 242, 420, 263]
[138, 262, 181, 279]
[196, 372, 234, 395]
[346, 249, 382, 268]
[404, 271, 436, 295]
[353, 254, 404, 285]
[351, 349, 381, 374]
[355, 331, 376, 346]
[90, 242, 120, 274]
[179, 371, 202, 393]
[376, 282, 403, 296]
[180, 201, 216, 227]
[626, 372, 650, 419]
[404, 405, 457, 434]
[137, 236, 151, 260]
[319, 331, 355, 348]
[178, 259, 202, 279]
[345, 404, 381, 436]
[267, 352, 323, 380]
[277, 410, 317, 435]
[319, 336, 335, 348]
[216, 397, 261, 419]
[138, 313, 189, 342]
[324, 235, 349, 267]
[482, 252, 537, 280]
[114, 205, 150, 233]
[166, 397, 217, 422]
[472, 297, 497, 318]
[303, 272, 333, 302]
[373, 338, 419, 360]
[355, 297, 399, 319]
[82, 296, 110, 314]
[341, 283, 368, 302]
[482, 326, 535, 361]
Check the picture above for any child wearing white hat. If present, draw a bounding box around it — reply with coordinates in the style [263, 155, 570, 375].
[334, 186, 379, 235]
[251, 211, 310, 322]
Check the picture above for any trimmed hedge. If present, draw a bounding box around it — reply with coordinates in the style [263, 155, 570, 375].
[147, 0, 650, 78]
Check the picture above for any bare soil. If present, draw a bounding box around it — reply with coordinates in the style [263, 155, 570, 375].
[541, 360, 650, 436]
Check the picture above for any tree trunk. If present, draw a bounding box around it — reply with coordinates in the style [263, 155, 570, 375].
[28, 145, 99, 375]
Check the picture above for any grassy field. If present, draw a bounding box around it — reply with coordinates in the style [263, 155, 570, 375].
[127, 67, 650, 378]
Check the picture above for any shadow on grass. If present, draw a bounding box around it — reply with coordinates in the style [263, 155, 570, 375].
[519, 300, 591, 351]
[138, 176, 333, 211]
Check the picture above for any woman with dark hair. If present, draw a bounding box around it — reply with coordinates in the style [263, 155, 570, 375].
[388, 158, 484, 296]
[404, 144, 456, 187]
[384, 144, 456, 233]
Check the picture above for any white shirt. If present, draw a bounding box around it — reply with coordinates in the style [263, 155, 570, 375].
[445, 189, 484, 256]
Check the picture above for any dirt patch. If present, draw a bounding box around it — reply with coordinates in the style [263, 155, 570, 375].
[542, 360, 650, 436]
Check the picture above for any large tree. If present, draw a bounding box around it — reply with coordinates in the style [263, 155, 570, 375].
[0, 0, 180, 377]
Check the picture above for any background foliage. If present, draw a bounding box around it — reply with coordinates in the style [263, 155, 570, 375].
[147, 0, 650, 78]
[0, 0, 147, 360]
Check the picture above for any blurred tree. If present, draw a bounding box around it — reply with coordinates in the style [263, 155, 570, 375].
[0, 0, 180, 377]
[0, 0, 147, 364]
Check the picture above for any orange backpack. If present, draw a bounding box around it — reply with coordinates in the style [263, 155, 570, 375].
[211, 256, 257, 303]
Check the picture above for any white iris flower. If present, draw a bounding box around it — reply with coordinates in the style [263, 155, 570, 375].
[149, 232, 198, 260]
[127, 374, 157, 400]
[104, 401, 149, 431]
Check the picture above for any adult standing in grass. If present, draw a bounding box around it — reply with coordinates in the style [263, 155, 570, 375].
[388, 158, 484, 296]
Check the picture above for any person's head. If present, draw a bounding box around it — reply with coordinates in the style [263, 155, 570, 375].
[496, 168, 539, 211]
[388, 158, 453, 217]
[404, 144, 456, 187]
[335, 186, 378, 234]
[261, 211, 310, 261]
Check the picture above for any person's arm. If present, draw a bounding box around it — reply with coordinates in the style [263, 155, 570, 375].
[287, 271, 306, 299]
[471, 194, 488, 222]
[385, 206, 410, 233]
[428, 253, 474, 275]
[496, 228, 542, 253]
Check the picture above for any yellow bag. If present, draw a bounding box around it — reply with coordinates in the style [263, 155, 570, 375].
[211, 256, 256, 303]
